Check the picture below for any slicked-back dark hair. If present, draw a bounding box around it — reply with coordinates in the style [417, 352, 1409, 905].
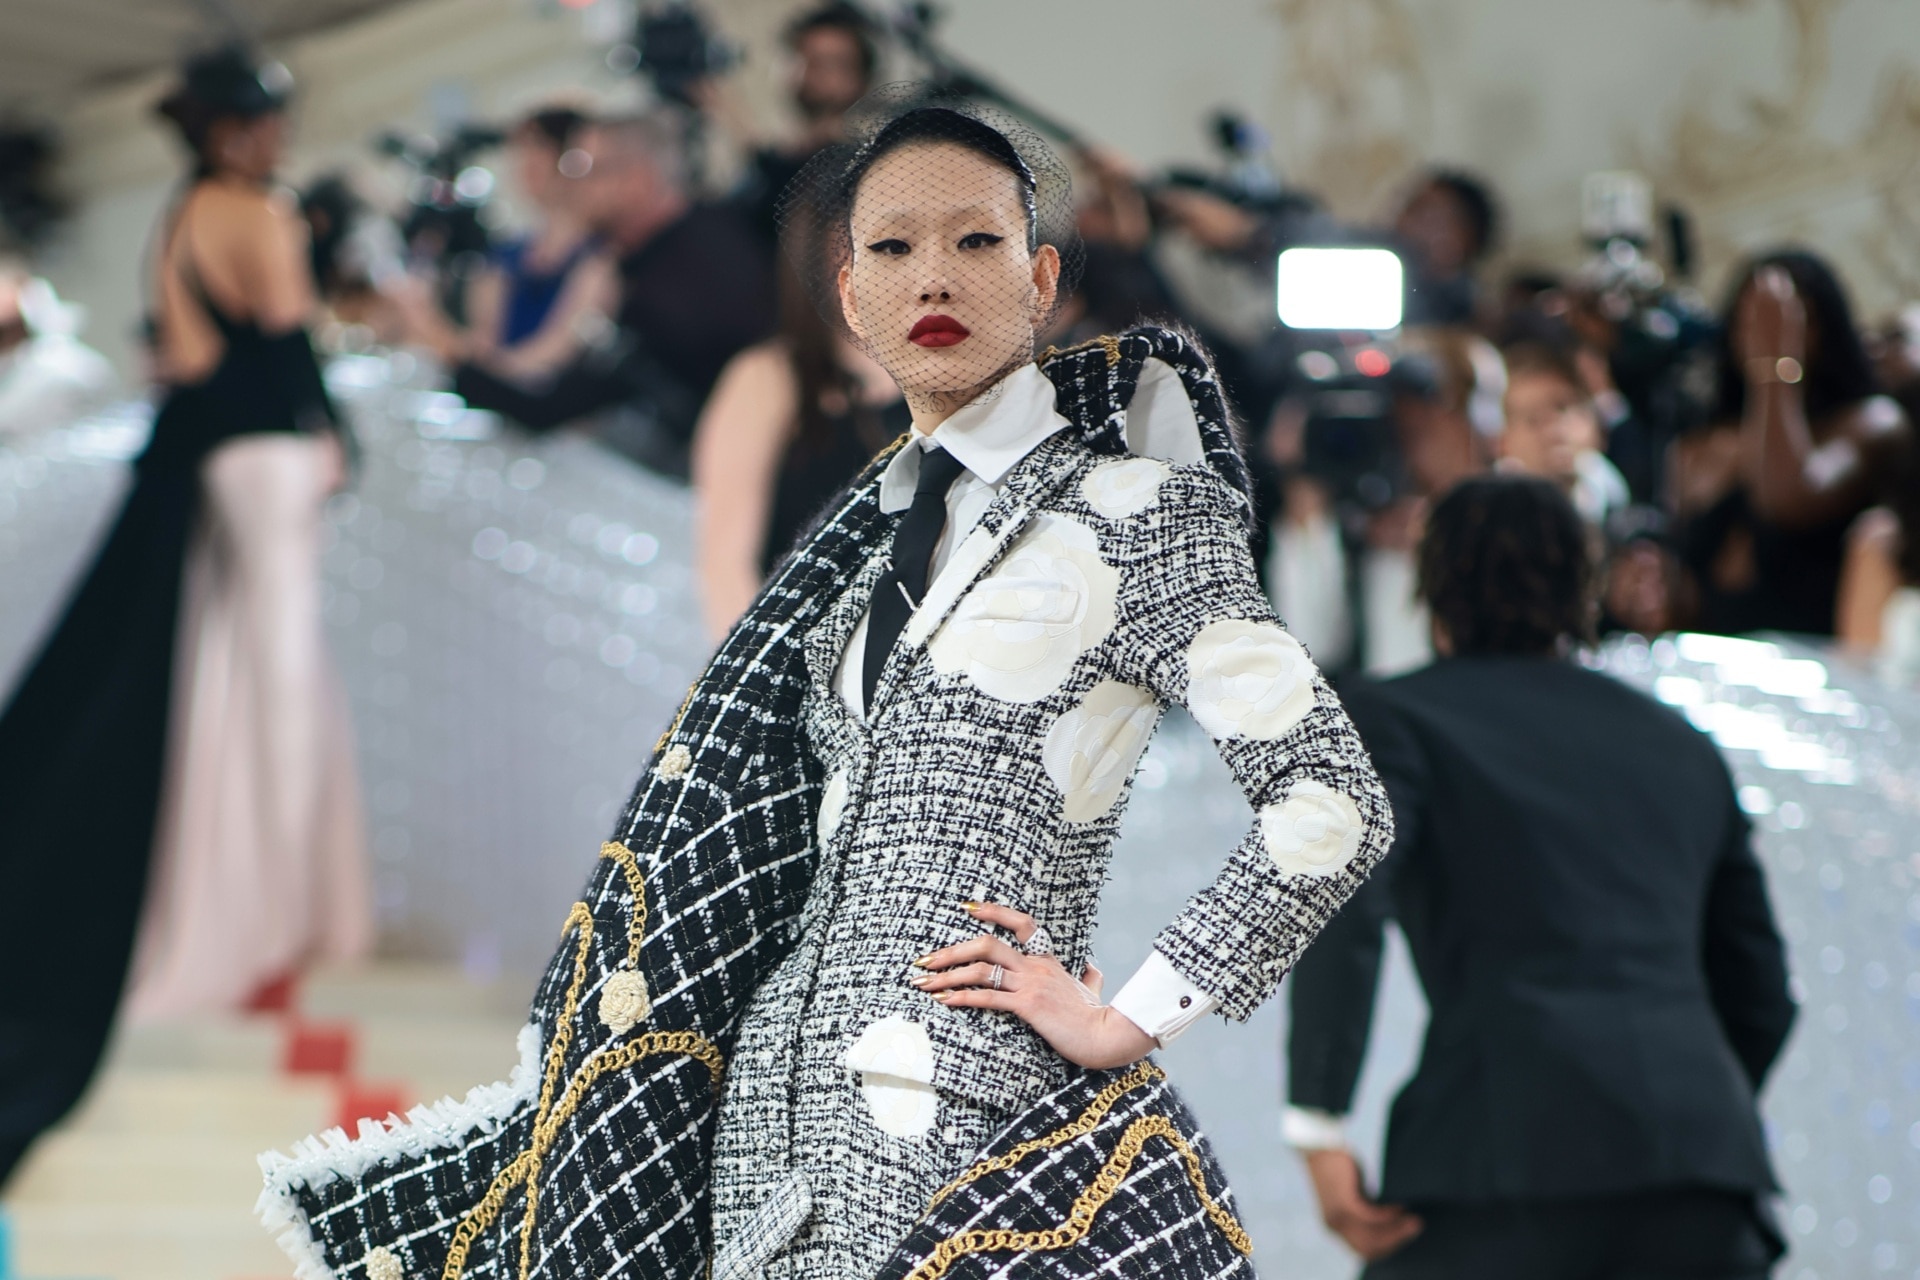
[1419, 474, 1593, 655]
[842, 106, 1039, 252]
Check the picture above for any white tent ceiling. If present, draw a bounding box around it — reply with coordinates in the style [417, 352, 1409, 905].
[0, 0, 412, 109]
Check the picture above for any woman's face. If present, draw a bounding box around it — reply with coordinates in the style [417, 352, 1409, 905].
[512, 136, 563, 210]
[839, 141, 1059, 408]
[1500, 369, 1596, 484]
[210, 112, 288, 181]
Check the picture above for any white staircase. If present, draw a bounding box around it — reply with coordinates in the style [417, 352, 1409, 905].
[1, 965, 527, 1280]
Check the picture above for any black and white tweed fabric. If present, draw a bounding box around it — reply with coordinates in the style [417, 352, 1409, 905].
[256, 326, 1390, 1280]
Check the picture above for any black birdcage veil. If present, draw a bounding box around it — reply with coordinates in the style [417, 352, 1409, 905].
[778, 85, 1083, 415]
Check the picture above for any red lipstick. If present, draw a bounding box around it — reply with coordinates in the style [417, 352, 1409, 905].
[908, 314, 970, 347]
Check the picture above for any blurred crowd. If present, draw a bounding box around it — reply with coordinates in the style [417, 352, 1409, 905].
[6, 2, 1918, 684]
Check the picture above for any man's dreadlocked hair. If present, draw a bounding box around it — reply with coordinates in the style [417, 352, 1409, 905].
[1418, 474, 1593, 655]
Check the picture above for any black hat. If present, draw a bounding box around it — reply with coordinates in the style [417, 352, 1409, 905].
[155, 45, 293, 150]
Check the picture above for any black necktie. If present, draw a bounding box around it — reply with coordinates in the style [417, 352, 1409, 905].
[863, 445, 967, 708]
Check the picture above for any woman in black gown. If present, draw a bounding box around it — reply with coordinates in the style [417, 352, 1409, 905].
[0, 47, 367, 1187]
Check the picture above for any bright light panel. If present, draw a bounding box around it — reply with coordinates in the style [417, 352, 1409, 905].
[1276, 248, 1404, 330]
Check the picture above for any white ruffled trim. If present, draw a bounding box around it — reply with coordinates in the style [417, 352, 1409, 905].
[254, 1022, 544, 1280]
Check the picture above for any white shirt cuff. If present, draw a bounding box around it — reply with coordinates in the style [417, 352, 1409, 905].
[1108, 949, 1219, 1046]
[1280, 1105, 1351, 1151]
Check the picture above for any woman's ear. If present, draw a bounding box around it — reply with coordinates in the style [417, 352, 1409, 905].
[1029, 243, 1061, 325]
[837, 263, 862, 341]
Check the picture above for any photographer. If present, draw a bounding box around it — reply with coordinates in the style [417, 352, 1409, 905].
[1266, 327, 1497, 675]
[1286, 474, 1794, 1279]
[1393, 169, 1498, 328]
[701, 3, 880, 245]
[1494, 339, 1630, 527]
[432, 113, 775, 476]
[462, 107, 618, 381]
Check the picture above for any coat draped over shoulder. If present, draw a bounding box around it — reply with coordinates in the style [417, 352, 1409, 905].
[257, 326, 1388, 1280]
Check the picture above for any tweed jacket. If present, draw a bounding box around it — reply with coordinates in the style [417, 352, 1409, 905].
[257, 327, 1391, 1280]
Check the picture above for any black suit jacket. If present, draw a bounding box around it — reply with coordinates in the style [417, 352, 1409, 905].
[1288, 655, 1795, 1204]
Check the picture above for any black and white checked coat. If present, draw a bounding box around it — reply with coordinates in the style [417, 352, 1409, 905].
[257, 327, 1392, 1280]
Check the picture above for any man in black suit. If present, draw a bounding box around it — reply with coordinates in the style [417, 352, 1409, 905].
[1285, 474, 1796, 1278]
[448, 115, 776, 477]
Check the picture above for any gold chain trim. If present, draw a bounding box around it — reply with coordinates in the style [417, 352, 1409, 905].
[653, 685, 699, 756]
[439, 889, 726, 1280]
[438, 1151, 535, 1279]
[924, 1061, 1162, 1211]
[1038, 333, 1124, 369]
[597, 841, 647, 967]
[905, 1114, 1252, 1280]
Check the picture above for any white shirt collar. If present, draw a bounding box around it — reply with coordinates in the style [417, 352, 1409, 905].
[878, 361, 1070, 513]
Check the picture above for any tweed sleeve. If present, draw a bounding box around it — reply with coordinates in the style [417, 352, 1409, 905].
[1110, 465, 1393, 1021]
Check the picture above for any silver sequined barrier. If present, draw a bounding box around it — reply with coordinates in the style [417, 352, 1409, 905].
[0, 363, 1914, 1279]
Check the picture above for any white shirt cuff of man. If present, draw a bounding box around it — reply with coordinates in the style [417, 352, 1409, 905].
[1280, 1105, 1351, 1151]
[1107, 949, 1219, 1046]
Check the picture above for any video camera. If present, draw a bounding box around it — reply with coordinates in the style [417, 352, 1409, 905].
[373, 124, 507, 317]
[1274, 246, 1439, 511]
[616, 2, 742, 107]
[1572, 171, 1718, 443]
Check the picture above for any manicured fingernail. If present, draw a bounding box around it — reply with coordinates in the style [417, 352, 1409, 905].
[911, 954, 933, 968]
[908, 974, 931, 987]
[961, 901, 980, 913]
[931, 992, 953, 1003]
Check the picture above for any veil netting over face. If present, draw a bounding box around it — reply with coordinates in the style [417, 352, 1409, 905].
[777, 85, 1086, 418]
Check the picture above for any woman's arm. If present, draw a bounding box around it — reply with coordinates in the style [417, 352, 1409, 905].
[462, 267, 507, 361]
[920, 464, 1393, 1067]
[1836, 506, 1904, 652]
[239, 188, 319, 334]
[691, 343, 799, 641]
[1106, 467, 1394, 1019]
[487, 251, 619, 382]
[1737, 267, 1903, 528]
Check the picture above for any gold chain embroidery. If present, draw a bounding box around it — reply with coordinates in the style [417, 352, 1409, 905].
[438, 859, 725, 1280]
[1038, 333, 1124, 369]
[905, 1114, 1252, 1280]
[597, 841, 647, 967]
[438, 1151, 535, 1279]
[924, 1061, 1162, 1211]
[653, 685, 699, 756]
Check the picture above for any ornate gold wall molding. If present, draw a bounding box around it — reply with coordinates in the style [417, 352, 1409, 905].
[1270, 0, 1428, 217]
[1636, 0, 1920, 306]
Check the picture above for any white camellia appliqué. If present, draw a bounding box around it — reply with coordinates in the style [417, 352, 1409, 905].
[844, 1016, 938, 1138]
[1081, 457, 1171, 520]
[1260, 781, 1365, 879]
[1185, 618, 1317, 740]
[1042, 680, 1160, 821]
[597, 969, 651, 1036]
[816, 765, 851, 847]
[927, 514, 1119, 704]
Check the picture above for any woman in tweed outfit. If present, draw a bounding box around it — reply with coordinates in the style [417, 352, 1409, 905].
[256, 94, 1391, 1280]
[704, 101, 1394, 1278]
